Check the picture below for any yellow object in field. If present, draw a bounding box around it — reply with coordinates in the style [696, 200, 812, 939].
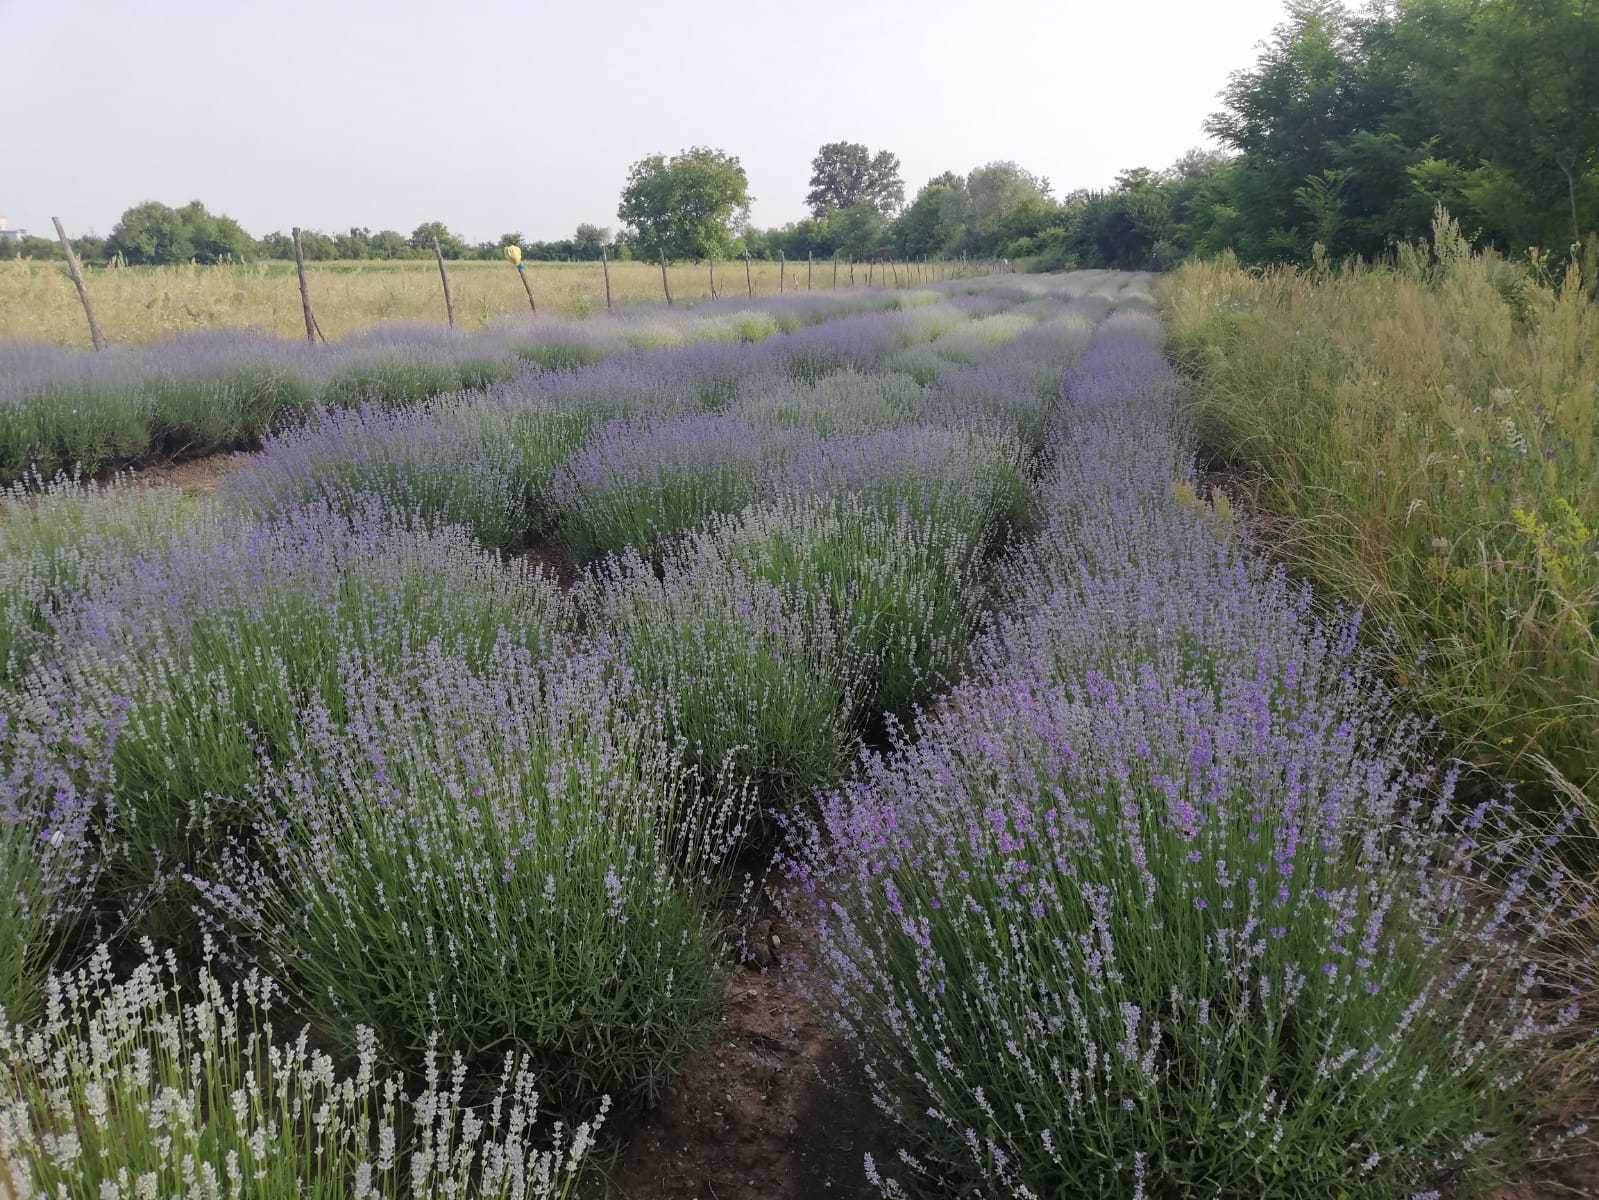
[503, 244, 523, 266]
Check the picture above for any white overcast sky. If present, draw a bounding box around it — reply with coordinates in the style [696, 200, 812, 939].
[1, 0, 1287, 242]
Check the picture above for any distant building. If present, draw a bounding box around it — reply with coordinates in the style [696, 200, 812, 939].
[0, 216, 23, 244]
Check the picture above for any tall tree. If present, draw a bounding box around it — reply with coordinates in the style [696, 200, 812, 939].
[571, 223, 611, 259]
[409, 222, 467, 257]
[806, 142, 905, 217]
[618, 147, 751, 260]
[894, 172, 967, 258]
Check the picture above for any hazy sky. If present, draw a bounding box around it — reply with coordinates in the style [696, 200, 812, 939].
[2, 0, 1287, 243]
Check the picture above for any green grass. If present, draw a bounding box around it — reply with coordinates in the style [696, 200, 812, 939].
[1162, 213, 1599, 820]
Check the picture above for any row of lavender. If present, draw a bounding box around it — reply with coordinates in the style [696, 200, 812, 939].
[790, 314, 1595, 1196]
[0, 274, 1137, 1195]
[0, 271, 1133, 484]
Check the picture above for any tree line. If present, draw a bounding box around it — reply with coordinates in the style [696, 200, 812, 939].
[8, 0, 1593, 274]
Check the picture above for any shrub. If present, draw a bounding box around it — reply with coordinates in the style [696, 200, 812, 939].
[0, 473, 205, 682]
[204, 646, 746, 1113]
[21, 505, 569, 906]
[777, 424, 1030, 543]
[730, 369, 922, 437]
[704, 495, 987, 716]
[586, 542, 862, 811]
[551, 414, 768, 561]
[795, 661, 1581, 1198]
[0, 943, 606, 1197]
[225, 402, 561, 551]
[146, 360, 314, 455]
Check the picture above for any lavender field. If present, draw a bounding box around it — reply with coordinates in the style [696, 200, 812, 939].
[0, 271, 1592, 1199]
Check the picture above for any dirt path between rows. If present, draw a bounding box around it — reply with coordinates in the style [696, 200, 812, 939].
[592, 904, 886, 1200]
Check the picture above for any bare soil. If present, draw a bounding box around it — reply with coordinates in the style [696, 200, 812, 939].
[130, 450, 254, 494]
[592, 906, 887, 1200]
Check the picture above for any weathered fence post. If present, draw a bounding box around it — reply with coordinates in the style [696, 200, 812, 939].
[778, 251, 785, 293]
[848, 258, 855, 286]
[504, 244, 536, 315]
[51, 217, 105, 350]
[709, 256, 717, 299]
[433, 235, 456, 328]
[600, 248, 613, 310]
[659, 252, 673, 306]
[807, 251, 813, 290]
[832, 256, 838, 288]
[291, 227, 323, 344]
[743, 253, 753, 298]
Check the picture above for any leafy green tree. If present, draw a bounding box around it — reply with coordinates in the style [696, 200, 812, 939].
[806, 142, 905, 217]
[1411, 0, 1599, 247]
[894, 173, 967, 258]
[828, 202, 891, 259]
[617, 147, 751, 261]
[369, 230, 410, 258]
[107, 202, 195, 265]
[108, 200, 251, 265]
[963, 162, 1053, 253]
[571, 223, 610, 259]
[409, 222, 468, 258]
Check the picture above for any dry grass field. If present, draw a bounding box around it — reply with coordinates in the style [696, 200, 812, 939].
[0, 256, 957, 347]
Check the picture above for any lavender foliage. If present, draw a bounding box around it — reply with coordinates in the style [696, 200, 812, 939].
[202, 645, 747, 1112]
[789, 317, 1593, 1198]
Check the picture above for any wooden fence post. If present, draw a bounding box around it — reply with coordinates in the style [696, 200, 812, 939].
[601, 249, 613, 310]
[291, 227, 324, 344]
[432, 235, 456, 328]
[51, 217, 105, 350]
[848, 258, 854, 286]
[517, 264, 538, 315]
[709, 256, 717, 299]
[778, 251, 785, 293]
[659, 253, 673, 306]
[743, 253, 753, 298]
[807, 252, 813, 290]
[832, 257, 838, 288]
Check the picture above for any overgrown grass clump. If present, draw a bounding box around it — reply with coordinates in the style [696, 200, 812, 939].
[1162, 211, 1599, 813]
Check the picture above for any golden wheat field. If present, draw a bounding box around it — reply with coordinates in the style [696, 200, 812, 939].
[0, 256, 956, 347]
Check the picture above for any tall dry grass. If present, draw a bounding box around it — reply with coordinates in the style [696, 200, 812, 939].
[0, 257, 960, 347]
[1162, 212, 1599, 823]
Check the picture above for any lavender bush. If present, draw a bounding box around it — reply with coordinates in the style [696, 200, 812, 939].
[796, 660, 1581, 1197]
[778, 423, 1031, 541]
[551, 414, 770, 561]
[0, 943, 606, 1197]
[703, 495, 988, 716]
[224, 401, 589, 550]
[0, 474, 206, 682]
[729, 369, 922, 437]
[787, 315, 1594, 1198]
[585, 542, 863, 812]
[22, 504, 569, 909]
[205, 646, 746, 1113]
